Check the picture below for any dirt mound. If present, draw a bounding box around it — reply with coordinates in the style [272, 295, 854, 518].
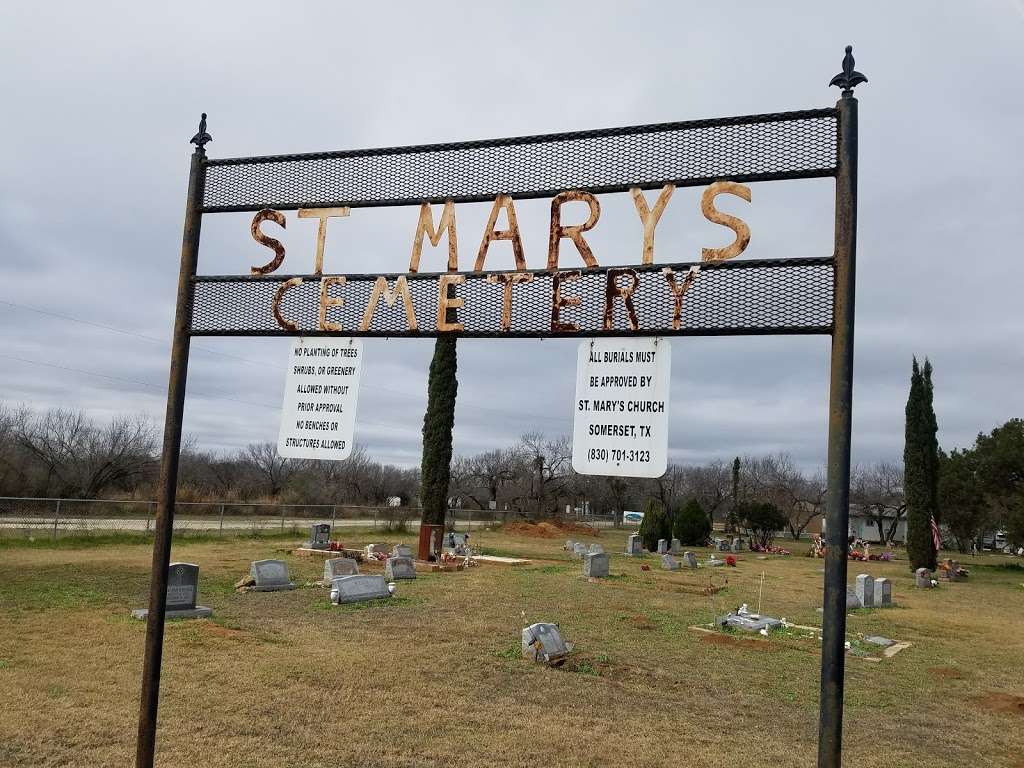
[972, 692, 1024, 715]
[505, 520, 601, 538]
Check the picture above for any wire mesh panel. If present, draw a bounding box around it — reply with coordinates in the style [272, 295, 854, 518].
[202, 110, 838, 212]
[191, 258, 833, 337]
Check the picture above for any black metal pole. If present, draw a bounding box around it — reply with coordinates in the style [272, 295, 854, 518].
[819, 48, 862, 768]
[135, 117, 208, 768]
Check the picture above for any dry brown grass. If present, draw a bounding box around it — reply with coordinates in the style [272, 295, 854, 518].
[1, 528, 1023, 767]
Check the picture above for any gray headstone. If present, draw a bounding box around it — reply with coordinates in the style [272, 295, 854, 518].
[565, 539, 576, 552]
[391, 544, 413, 559]
[915, 567, 933, 588]
[385, 556, 416, 580]
[731, 537, 743, 552]
[323, 557, 359, 581]
[874, 577, 892, 606]
[845, 586, 862, 610]
[521, 623, 569, 664]
[583, 552, 609, 578]
[864, 635, 894, 647]
[308, 523, 331, 550]
[626, 533, 642, 556]
[682, 551, 699, 569]
[132, 562, 212, 619]
[572, 542, 588, 559]
[588, 543, 604, 555]
[718, 540, 731, 552]
[657, 539, 668, 555]
[330, 574, 391, 604]
[855, 573, 875, 607]
[250, 559, 296, 591]
[444, 532, 469, 554]
[717, 613, 782, 632]
[661, 553, 679, 571]
[670, 538, 681, 555]
[365, 543, 388, 557]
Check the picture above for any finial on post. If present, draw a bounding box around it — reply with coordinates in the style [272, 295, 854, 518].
[829, 45, 867, 97]
[189, 112, 212, 151]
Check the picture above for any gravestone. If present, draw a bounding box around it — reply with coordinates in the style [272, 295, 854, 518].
[323, 557, 359, 582]
[915, 567, 934, 588]
[565, 539, 576, 552]
[330, 574, 391, 604]
[845, 586, 862, 610]
[307, 523, 331, 550]
[250, 559, 296, 591]
[717, 613, 782, 632]
[874, 577, 892, 606]
[855, 573, 875, 607]
[718, 540, 731, 552]
[521, 623, 569, 665]
[661, 554, 679, 571]
[657, 539, 668, 555]
[707, 555, 725, 567]
[132, 562, 212, 619]
[583, 552, 609, 578]
[572, 542, 588, 559]
[670, 538, 681, 554]
[682, 551, 699, 569]
[589, 543, 604, 555]
[625, 533, 642, 556]
[444, 532, 470, 554]
[385, 556, 417, 580]
[731, 537, 744, 552]
[391, 544, 413, 559]
[365, 543, 388, 558]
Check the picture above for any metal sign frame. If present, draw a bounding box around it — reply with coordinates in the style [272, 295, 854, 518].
[136, 47, 865, 768]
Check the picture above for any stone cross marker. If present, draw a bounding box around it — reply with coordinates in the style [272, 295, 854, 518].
[323, 557, 359, 581]
[308, 523, 331, 550]
[855, 573, 875, 607]
[873, 577, 892, 606]
[132, 562, 212, 619]
[385, 556, 417, 580]
[626, 533, 642, 556]
[330, 574, 391, 604]
[250, 559, 296, 591]
[583, 552, 609, 578]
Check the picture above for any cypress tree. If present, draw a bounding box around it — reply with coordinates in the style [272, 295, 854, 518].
[419, 335, 458, 526]
[905, 357, 939, 570]
[727, 456, 741, 533]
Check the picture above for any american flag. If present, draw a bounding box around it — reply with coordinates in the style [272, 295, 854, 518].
[930, 516, 942, 552]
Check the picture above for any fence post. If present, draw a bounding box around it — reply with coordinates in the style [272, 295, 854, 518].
[374, 509, 378, 529]
[219, 504, 225, 536]
[280, 505, 286, 532]
[331, 505, 337, 530]
[52, 499, 61, 541]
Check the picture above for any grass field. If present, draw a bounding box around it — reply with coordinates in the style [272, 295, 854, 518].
[1, 527, 1022, 767]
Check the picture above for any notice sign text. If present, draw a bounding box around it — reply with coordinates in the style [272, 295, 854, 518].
[572, 337, 670, 478]
[278, 337, 362, 460]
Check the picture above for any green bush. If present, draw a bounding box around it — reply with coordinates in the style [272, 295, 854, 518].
[739, 501, 787, 549]
[638, 498, 670, 551]
[672, 498, 711, 546]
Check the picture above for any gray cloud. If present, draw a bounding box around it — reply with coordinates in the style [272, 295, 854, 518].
[1, 1, 1022, 472]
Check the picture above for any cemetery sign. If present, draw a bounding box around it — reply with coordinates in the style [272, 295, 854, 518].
[137, 47, 867, 768]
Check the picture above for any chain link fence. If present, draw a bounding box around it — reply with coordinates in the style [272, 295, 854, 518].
[0, 496, 514, 540]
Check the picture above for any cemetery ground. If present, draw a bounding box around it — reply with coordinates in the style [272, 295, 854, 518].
[1, 529, 1023, 768]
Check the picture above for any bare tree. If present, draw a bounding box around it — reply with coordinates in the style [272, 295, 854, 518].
[241, 442, 303, 497]
[851, 461, 906, 543]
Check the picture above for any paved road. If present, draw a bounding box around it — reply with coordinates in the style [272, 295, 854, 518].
[0, 517, 500, 533]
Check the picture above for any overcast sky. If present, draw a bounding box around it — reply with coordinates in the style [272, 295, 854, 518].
[1, 2, 1022, 471]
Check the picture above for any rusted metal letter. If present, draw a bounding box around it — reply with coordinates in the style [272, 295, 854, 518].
[631, 185, 675, 265]
[603, 268, 640, 330]
[298, 207, 351, 275]
[436, 274, 465, 332]
[700, 181, 751, 262]
[475, 195, 526, 272]
[550, 270, 582, 332]
[360, 276, 418, 332]
[272, 277, 303, 332]
[547, 190, 600, 270]
[662, 265, 700, 330]
[318, 276, 345, 332]
[410, 201, 458, 273]
[250, 209, 287, 275]
[485, 272, 534, 332]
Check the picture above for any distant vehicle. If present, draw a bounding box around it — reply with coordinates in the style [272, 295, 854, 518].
[622, 510, 643, 525]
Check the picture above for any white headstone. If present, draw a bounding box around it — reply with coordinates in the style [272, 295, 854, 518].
[855, 573, 875, 607]
[874, 577, 892, 606]
[626, 533, 642, 556]
[572, 542, 588, 559]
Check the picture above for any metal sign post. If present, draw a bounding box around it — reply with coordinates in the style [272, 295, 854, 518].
[135, 50, 865, 768]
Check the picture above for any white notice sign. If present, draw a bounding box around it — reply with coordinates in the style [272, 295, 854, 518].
[571, 337, 670, 478]
[277, 337, 362, 460]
